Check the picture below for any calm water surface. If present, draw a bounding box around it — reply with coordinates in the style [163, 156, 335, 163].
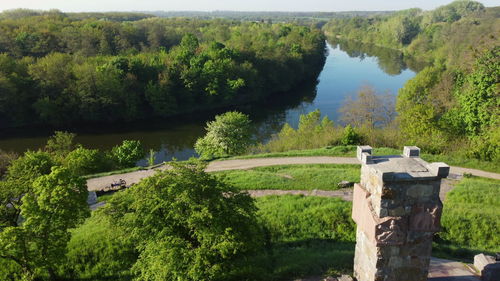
[0, 41, 418, 165]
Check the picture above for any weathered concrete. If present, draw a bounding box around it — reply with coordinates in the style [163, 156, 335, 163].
[86, 191, 97, 205]
[352, 146, 449, 281]
[474, 254, 500, 281]
[428, 258, 479, 281]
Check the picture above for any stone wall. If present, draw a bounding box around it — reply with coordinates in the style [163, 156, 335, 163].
[352, 146, 449, 281]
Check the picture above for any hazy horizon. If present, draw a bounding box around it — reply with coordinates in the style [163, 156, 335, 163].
[0, 0, 498, 13]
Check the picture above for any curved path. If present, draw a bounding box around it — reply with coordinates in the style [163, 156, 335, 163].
[87, 157, 487, 281]
[86, 156, 500, 192]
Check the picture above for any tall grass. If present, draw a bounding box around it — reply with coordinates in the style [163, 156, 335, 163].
[249, 110, 500, 173]
[256, 195, 355, 243]
[237, 145, 500, 173]
[256, 195, 356, 279]
[435, 176, 500, 259]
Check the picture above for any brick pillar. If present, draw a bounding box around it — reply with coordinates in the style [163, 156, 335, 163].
[352, 146, 449, 281]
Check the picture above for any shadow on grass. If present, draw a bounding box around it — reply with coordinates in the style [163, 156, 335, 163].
[432, 241, 497, 263]
[67, 239, 354, 281]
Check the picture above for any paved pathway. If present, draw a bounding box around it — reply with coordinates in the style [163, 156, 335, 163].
[293, 257, 480, 281]
[87, 157, 488, 281]
[428, 258, 479, 281]
[86, 156, 500, 192]
[246, 188, 354, 201]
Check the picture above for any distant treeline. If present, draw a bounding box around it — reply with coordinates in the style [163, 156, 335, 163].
[146, 10, 395, 22]
[0, 8, 154, 21]
[323, 0, 499, 160]
[0, 11, 326, 128]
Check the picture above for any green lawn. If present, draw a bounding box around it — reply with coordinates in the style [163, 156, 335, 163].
[215, 164, 360, 191]
[255, 195, 356, 279]
[89, 159, 499, 274]
[233, 146, 500, 173]
[433, 176, 500, 261]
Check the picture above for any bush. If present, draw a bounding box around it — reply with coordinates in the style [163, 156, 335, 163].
[340, 125, 361, 145]
[63, 147, 110, 176]
[256, 110, 340, 153]
[111, 140, 145, 168]
[0, 150, 17, 178]
[45, 131, 77, 160]
[195, 111, 253, 159]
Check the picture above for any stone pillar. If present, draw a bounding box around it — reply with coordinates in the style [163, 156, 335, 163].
[352, 146, 449, 281]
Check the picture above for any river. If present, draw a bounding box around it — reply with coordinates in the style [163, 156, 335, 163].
[0, 41, 419, 165]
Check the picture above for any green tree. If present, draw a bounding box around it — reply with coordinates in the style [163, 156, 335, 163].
[63, 147, 109, 176]
[1, 151, 55, 231]
[340, 125, 361, 145]
[101, 161, 264, 281]
[5, 150, 54, 185]
[194, 111, 253, 159]
[458, 47, 499, 136]
[147, 149, 156, 166]
[340, 85, 395, 128]
[111, 140, 145, 168]
[0, 150, 17, 178]
[28, 53, 78, 125]
[45, 131, 77, 160]
[0, 167, 89, 280]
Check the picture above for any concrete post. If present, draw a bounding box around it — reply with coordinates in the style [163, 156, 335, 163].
[352, 146, 449, 281]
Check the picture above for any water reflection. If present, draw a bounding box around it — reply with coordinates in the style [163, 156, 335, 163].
[0, 41, 418, 163]
[330, 39, 426, 75]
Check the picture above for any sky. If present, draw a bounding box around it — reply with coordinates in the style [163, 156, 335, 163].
[0, 0, 498, 12]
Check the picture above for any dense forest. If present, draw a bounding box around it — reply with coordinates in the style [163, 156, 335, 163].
[147, 11, 394, 24]
[0, 10, 326, 128]
[323, 0, 499, 161]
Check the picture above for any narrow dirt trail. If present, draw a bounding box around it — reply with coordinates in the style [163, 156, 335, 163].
[86, 156, 500, 192]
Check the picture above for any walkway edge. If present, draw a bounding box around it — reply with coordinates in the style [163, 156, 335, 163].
[86, 156, 500, 192]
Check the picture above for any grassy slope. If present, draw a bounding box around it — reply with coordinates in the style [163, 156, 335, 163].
[215, 164, 360, 191]
[233, 146, 500, 173]
[433, 176, 500, 261]
[85, 165, 499, 279]
[255, 195, 355, 279]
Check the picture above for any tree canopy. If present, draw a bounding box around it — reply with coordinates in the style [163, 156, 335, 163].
[100, 160, 265, 281]
[0, 14, 325, 128]
[195, 111, 253, 159]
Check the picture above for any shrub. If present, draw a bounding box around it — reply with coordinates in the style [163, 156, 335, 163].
[257, 110, 340, 153]
[195, 111, 253, 159]
[63, 147, 110, 176]
[45, 131, 77, 160]
[0, 150, 17, 178]
[111, 140, 145, 168]
[340, 125, 361, 145]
